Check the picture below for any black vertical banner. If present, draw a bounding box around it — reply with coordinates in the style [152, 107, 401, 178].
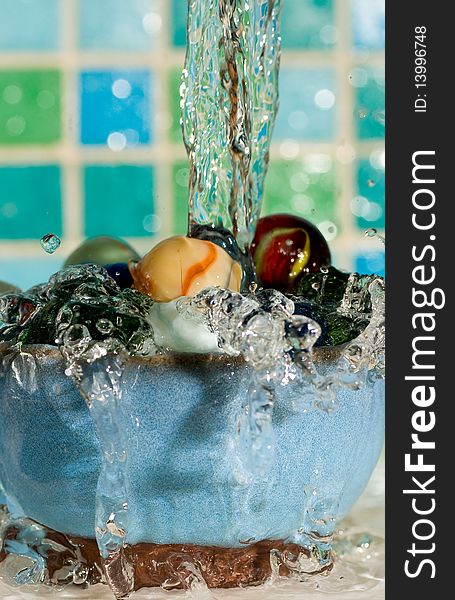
[387, 1, 452, 597]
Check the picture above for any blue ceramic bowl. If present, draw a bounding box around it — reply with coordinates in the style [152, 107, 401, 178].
[0, 344, 384, 548]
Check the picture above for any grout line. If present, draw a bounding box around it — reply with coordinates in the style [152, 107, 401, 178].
[0, 141, 384, 163]
[154, 0, 176, 242]
[333, 0, 358, 272]
[0, 50, 385, 68]
[60, 0, 83, 247]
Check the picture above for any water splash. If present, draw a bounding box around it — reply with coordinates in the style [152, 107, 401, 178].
[0, 505, 104, 588]
[40, 233, 61, 254]
[0, 269, 384, 597]
[182, 0, 282, 249]
[365, 228, 385, 245]
[177, 278, 384, 480]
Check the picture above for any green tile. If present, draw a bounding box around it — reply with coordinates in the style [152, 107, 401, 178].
[84, 166, 156, 238]
[353, 67, 385, 139]
[169, 69, 183, 144]
[262, 158, 339, 240]
[0, 166, 62, 240]
[172, 161, 190, 235]
[282, 0, 335, 50]
[0, 70, 61, 145]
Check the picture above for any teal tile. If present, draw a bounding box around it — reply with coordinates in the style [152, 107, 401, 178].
[172, 161, 190, 235]
[171, 0, 335, 50]
[79, 0, 160, 50]
[282, 0, 335, 49]
[171, 0, 188, 47]
[84, 165, 157, 238]
[353, 67, 385, 139]
[0, 166, 62, 239]
[353, 158, 385, 230]
[0, 0, 59, 51]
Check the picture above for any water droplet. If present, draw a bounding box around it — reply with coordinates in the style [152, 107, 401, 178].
[142, 12, 162, 35]
[369, 149, 385, 170]
[374, 110, 385, 126]
[1, 202, 18, 218]
[3, 85, 22, 104]
[367, 179, 376, 188]
[365, 228, 377, 238]
[348, 68, 368, 88]
[358, 108, 368, 119]
[72, 565, 89, 585]
[36, 90, 55, 109]
[249, 282, 258, 294]
[112, 79, 132, 100]
[142, 214, 161, 233]
[318, 220, 338, 241]
[40, 233, 61, 254]
[279, 139, 300, 160]
[288, 110, 308, 131]
[290, 172, 310, 192]
[356, 533, 372, 549]
[96, 318, 113, 334]
[6, 115, 26, 136]
[314, 89, 336, 110]
[319, 24, 338, 45]
[107, 131, 127, 151]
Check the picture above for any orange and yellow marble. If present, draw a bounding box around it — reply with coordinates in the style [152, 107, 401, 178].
[130, 236, 243, 302]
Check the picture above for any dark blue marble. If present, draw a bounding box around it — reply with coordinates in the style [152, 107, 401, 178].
[105, 262, 134, 289]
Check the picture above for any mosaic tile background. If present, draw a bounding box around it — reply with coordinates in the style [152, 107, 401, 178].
[0, 0, 385, 290]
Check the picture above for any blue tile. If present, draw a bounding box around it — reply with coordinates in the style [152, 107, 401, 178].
[355, 252, 385, 277]
[354, 158, 385, 230]
[80, 70, 152, 146]
[282, 0, 335, 49]
[274, 69, 336, 140]
[351, 0, 385, 50]
[0, 0, 59, 51]
[79, 0, 160, 50]
[0, 258, 63, 291]
[0, 166, 62, 239]
[171, 0, 188, 47]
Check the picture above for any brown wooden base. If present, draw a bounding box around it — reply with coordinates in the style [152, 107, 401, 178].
[1, 520, 331, 591]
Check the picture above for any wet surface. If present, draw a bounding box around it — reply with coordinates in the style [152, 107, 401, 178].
[0, 454, 384, 600]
